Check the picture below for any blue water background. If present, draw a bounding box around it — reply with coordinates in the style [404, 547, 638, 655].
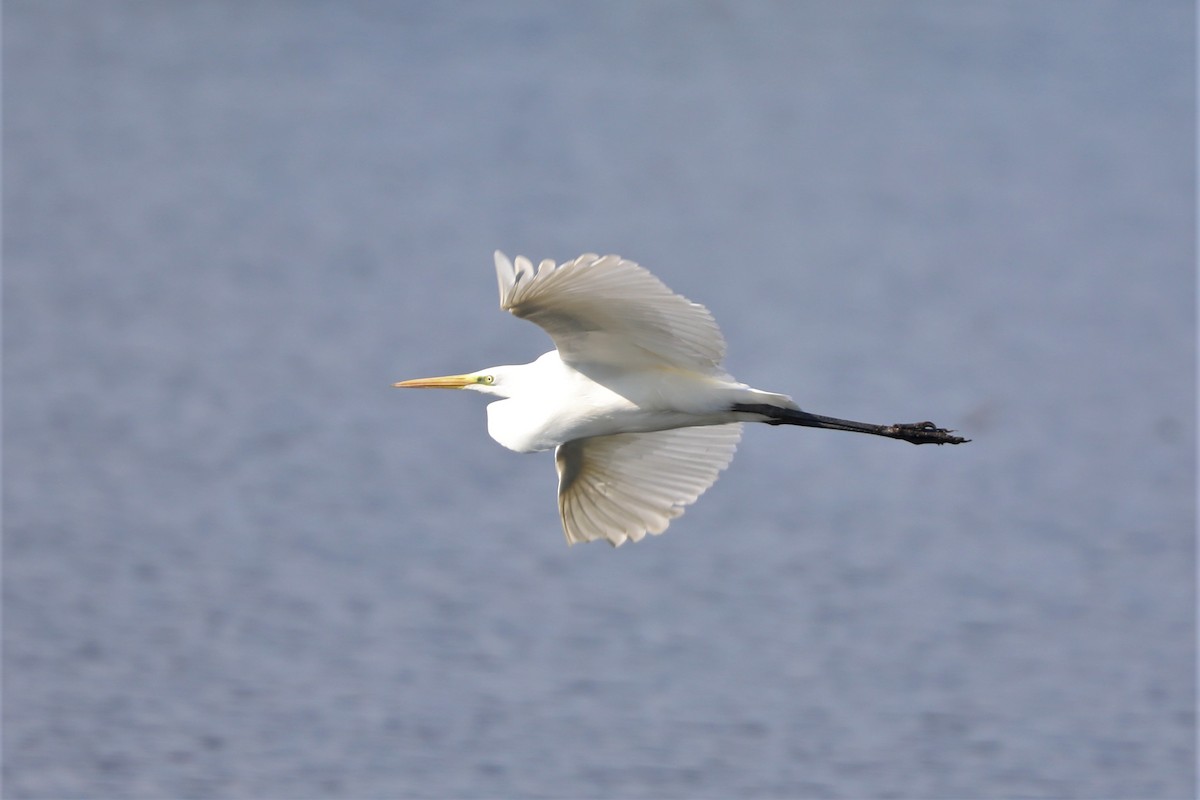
[5, 3, 1195, 798]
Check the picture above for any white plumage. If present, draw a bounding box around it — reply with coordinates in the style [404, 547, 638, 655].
[394, 251, 967, 546]
[555, 424, 742, 546]
[498, 252, 727, 370]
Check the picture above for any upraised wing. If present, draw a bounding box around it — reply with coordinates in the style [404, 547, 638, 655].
[554, 423, 742, 546]
[495, 251, 727, 370]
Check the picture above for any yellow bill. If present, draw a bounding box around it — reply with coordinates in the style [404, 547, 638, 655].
[392, 374, 475, 389]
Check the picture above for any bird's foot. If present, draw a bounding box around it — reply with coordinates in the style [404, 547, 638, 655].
[885, 421, 970, 445]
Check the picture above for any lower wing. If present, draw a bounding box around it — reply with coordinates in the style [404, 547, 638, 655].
[554, 423, 743, 546]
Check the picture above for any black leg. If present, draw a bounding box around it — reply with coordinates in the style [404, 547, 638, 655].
[731, 404, 969, 445]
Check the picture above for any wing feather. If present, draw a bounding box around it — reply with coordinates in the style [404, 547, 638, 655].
[554, 423, 743, 546]
[495, 251, 727, 370]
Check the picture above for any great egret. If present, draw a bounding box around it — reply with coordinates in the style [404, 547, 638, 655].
[395, 252, 968, 547]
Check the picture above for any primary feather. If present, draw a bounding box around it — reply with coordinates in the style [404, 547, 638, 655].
[555, 423, 743, 546]
[495, 251, 727, 371]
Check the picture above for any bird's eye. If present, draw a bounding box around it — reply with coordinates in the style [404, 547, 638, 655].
[479, 375, 495, 385]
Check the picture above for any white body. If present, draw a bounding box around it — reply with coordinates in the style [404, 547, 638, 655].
[485, 350, 792, 453]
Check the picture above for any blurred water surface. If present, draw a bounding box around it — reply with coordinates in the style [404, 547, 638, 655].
[4, 2, 1195, 798]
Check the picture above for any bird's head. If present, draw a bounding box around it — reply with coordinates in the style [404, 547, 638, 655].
[392, 367, 514, 398]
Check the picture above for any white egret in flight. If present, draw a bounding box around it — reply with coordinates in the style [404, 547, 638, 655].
[395, 252, 968, 547]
